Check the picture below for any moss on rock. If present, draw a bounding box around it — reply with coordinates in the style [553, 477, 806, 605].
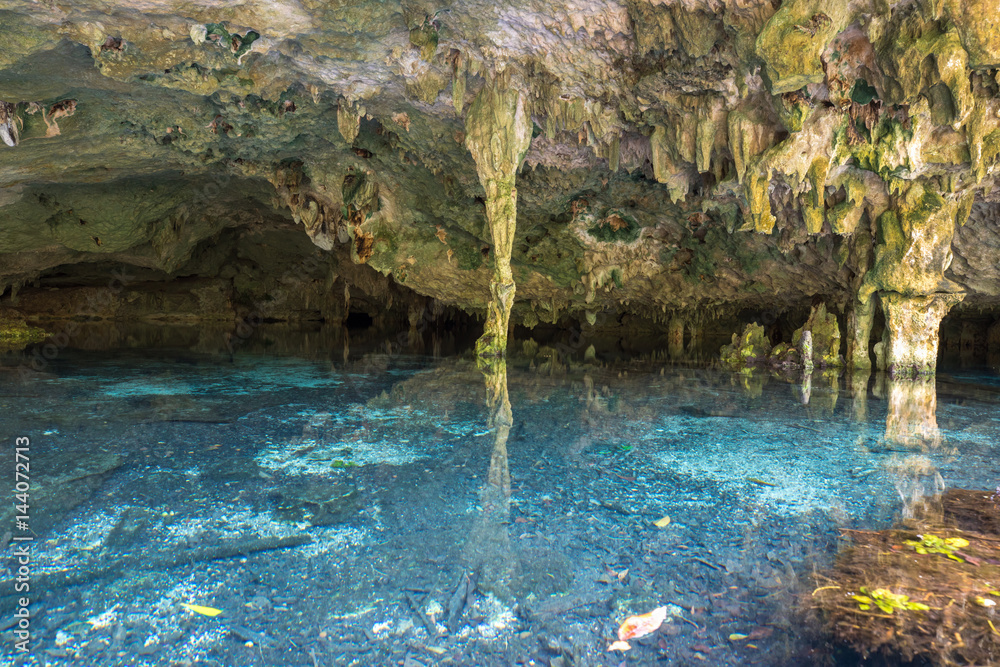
[720, 322, 772, 370]
[792, 303, 842, 368]
[0, 309, 47, 350]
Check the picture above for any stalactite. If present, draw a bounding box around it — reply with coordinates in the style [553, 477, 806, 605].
[464, 78, 532, 358]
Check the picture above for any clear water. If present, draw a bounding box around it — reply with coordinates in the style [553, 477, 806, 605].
[2, 338, 999, 666]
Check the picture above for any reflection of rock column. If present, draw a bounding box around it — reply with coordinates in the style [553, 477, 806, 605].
[886, 454, 945, 520]
[881, 293, 964, 377]
[465, 357, 517, 599]
[884, 375, 940, 449]
[883, 375, 945, 517]
[464, 80, 532, 358]
[667, 316, 684, 358]
[798, 370, 811, 405]
[850, 370, 870, 422]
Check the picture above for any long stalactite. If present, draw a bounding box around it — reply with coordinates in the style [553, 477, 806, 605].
[463, 78, 532, 358]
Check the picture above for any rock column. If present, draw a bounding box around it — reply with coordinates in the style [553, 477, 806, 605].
[464, 80, 532, 358]
[667, 316, 684, 358]
[880, 292, 963, 375]
[846, 297, 875, 370]
[858, 183, 971, 376]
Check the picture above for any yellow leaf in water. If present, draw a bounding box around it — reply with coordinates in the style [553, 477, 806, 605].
[607, 640, 631, 651]
[654, 515, 671, 528]
[618, 606, 668, 640]
[729, 633, 749, 641]
[181, 603, 223, 617]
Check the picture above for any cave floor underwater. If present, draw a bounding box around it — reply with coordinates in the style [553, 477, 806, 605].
[2, 329, 999, 667]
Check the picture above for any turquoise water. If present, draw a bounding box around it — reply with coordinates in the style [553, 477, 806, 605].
[2, 338, 999, 666]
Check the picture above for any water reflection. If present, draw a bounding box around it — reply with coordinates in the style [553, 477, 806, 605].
[884, 375, 941, 449]
[880, 375, 950, 519]
[812, 370, 1000, 666]
[2, 340, 999, 666]
[850, 370, 871, 422]
[465, 359, 515, 599]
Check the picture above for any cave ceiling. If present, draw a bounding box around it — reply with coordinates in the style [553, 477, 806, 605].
[1, 0, 1000, 327]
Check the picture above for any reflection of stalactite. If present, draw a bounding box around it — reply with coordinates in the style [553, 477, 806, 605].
[0, 101, 19, 147]
[464, 358, 516, 600]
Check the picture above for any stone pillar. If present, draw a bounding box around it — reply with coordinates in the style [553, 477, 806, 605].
[879, 292, 964, 377]
[464, 80, 532, 358]
[857, 182, 972, 376]
[667, 316, 684, 358]
[988, 319, 1000, 368]
[960, 321, 977, 367]
[846, 297, 875, 370]
[686, 318, 702, 354]
[407, 303, 425, 350]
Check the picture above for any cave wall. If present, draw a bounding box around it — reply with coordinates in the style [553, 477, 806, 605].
[1, 0, 1000, 363]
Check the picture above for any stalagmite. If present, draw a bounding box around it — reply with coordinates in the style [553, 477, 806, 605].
[959, 321, 977, 366]
[800, 330, 814, 373]
[464, 78, 532, 357]
[988, 319, 1000, 368]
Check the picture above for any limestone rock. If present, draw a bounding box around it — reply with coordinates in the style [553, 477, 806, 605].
[0, 0, 997, 367]
[791, 303, 842, 368]
[720, 322, 772, 370]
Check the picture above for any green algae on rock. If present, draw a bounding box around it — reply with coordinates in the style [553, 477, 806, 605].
[0, 309, 47, 350]
[720, 322, 772, 371]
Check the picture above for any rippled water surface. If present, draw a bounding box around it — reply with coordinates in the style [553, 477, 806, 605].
[2, 339, 999, 666]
